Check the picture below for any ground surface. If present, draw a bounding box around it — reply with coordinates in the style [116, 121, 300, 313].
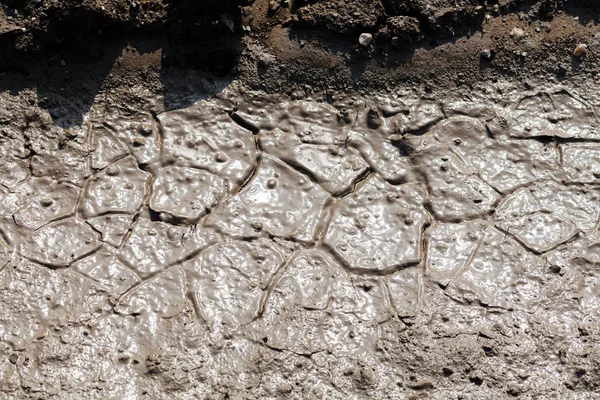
[1, 1, 600, 399]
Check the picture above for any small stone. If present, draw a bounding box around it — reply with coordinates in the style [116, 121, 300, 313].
[258, 53, 273, 67]
[367, 108, 381, 129]
[269, 0, 280, 12]
[480, 49, 493, 60]
[137, 123, 154, 136]
[359, 33, 373, 47]
[573, 44, 588, 57]
[510, 27, 525, 40]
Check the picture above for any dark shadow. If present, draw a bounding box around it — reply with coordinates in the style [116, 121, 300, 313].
[0, 1, 243, 127]
[564, 0, 600, 25]
[0, 35, 240, 130]
[0, 38, 127, 129]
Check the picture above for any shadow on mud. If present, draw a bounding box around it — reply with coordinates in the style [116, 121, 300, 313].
[0, 33, 240, 129]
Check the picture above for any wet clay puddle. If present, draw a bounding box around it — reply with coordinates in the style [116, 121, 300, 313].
[1, 82, 600, 398]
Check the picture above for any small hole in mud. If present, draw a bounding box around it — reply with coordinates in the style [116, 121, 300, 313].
[469, 376, 484, 386]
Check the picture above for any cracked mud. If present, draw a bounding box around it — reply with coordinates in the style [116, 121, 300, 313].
[1, 77, 600, 399]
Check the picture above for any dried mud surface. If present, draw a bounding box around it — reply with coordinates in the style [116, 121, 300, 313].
[2, 1, 600, 400]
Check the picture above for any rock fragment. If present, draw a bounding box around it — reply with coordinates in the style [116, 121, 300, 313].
[359, 33, 373, 46]
[573, 43, 588, 57]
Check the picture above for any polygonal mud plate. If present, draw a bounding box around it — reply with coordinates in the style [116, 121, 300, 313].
[494, 187, 541, 221]
[324, 176, 429, 272]
[149, 166, 228, 222]
[280, 100, 342, 137]
[0, 160, 29, 188]
[319, 312, 381, 356]
[510, 90, 599, 139]
[119, 217, 220, 277]
[0, 127, 29, 188]
[443, 101, 498, 121]
[0, 260, 94, 350]
[348, 132, 415, 184]
[115, 267, 187, 318]
[427, 222, 527, 307]
[231, 94, 289, 132]
[548, 230, 600, 267]
[184, 239, 284, 331]
[0, 239, 12, 269]
[90, 124, 129, 170]
[559, 143, 600, 184]
[86, 214, 135, 248]
[73, 247, 139, 296]
[547, 231, 600, 316]
[387, 267, 422, 318]
[82, 156, 150, 218]
[443, 227, 514, 307]
[530, 181, 600, 233]
[271, 249, 355, 312]
[17, 217, 101, 268]
[259, 249, 380, 356]
[103, 108, 162, 166]
[12, 182, 79, 230]
[433, 117, 558, 193]
[496, 212, 580, 254]
[204, 154, 331, 243]
[30, 146, 89, 186]
[425, 220, 488, 287]
[350, 277, 394, 323]
[159, 101, 257, 188]
[409, 140, 500, 222]
[259, 129, 369, 196]
[392, 99, 444, 134]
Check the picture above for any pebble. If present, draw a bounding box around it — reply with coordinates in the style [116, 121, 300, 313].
[480, 49, 493, 60]
[510, 27, 525, 40]
[359, 33, 373, 47]
[573, 44, 588, 57]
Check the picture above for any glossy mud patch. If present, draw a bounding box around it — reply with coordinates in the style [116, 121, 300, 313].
[0, 82, 599, 398]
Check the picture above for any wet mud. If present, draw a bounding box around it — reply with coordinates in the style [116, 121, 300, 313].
[2, 1, 600, 399]
[1, 69, 600, 399]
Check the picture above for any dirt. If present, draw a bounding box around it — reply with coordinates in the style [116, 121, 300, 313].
[1, 0, 600, 399]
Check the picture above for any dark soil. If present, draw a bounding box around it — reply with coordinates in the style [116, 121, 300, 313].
[1, 0, 600, 94]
